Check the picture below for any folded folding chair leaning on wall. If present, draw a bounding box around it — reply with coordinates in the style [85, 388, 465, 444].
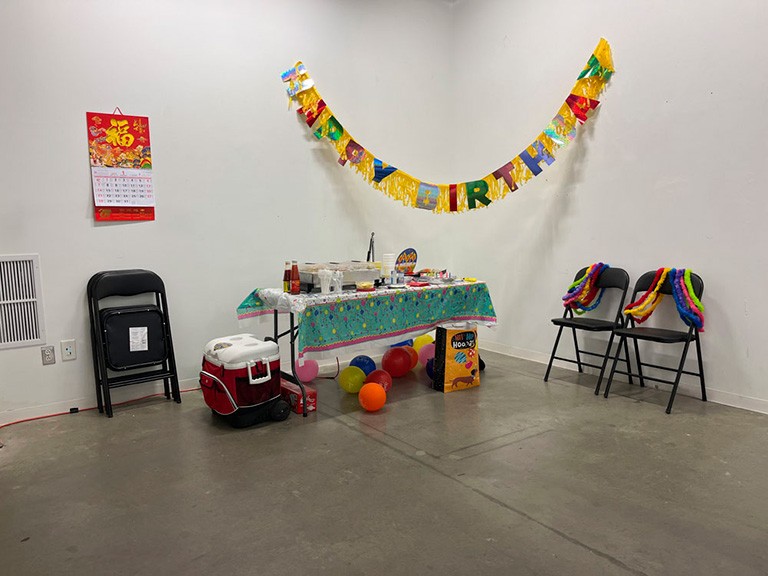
[88, 269, 181, 418]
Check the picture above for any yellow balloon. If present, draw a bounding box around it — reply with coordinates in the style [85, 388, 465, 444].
[413, 334, 435, 353]
[339, 366, 366, 394]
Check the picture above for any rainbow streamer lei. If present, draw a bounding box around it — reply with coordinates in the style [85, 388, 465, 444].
[623, 268, 704, 330]
[562, 262, 609, 315]
[670, 268, 705, 330]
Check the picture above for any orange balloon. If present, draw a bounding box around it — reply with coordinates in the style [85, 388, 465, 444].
[358, 382, 387, 412]
[402, 346, 418, 370]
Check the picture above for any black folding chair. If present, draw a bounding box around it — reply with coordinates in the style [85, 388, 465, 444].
[544, 267, 633, 395]
[603, 270, 706, 414]
[88, 269, 181, 417]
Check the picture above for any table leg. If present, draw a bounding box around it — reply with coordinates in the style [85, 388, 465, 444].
[290, 313, 308, 417]
[275, 311, 308, 418]
[273, 310, 279, 342]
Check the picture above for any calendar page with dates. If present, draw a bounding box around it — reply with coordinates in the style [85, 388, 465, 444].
[91, 167, 154, 207]
[86, 111, 155, 221]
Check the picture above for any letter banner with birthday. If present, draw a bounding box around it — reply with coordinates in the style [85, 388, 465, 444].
[281, 39, 614, 214]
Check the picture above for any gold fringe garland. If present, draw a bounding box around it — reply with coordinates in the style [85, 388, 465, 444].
[281, 38, 614, 214]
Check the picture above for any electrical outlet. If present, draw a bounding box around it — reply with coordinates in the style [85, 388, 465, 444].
[61, 339, 77, 361]
[41, 346, 55, 365]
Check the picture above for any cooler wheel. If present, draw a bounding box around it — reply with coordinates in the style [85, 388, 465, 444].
[270, 399, 291, 422]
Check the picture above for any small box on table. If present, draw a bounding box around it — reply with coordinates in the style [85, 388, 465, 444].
[280, 380, 317, 413]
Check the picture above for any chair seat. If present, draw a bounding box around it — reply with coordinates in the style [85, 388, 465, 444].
[613, 326, 690, 343]
[551, 317, 617, 331]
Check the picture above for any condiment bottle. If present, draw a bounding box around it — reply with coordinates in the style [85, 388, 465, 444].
[290, 260, 301, 295]
[283, 261, 291, 292]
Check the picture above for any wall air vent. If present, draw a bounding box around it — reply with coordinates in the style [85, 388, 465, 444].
[0, 255, 46, 350]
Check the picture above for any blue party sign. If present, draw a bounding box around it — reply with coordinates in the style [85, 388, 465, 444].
[395, 248, 417, 273]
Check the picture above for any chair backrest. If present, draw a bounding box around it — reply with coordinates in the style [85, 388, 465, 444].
[573, 266, 630, 291]
[567, 266, 630, 324]
[89, 270, 166, 300]
[632, 270, 704, 300]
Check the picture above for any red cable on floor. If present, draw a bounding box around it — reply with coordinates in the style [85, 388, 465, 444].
[0, 387, 201, 431]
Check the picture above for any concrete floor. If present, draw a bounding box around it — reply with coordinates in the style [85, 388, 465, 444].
[2, 351, 768, 576]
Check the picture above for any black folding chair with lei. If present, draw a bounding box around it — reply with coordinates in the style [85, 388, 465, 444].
[603, 268, 706, 414]
[544, 263, 633, 395]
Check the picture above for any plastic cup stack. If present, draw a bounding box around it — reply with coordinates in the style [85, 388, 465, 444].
[382, 253, 396, 280]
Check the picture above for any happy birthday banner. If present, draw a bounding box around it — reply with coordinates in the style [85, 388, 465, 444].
[282, 39, 614, 214]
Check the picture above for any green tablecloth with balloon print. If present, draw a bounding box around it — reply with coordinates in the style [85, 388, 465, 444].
[237, 282, 497, 353]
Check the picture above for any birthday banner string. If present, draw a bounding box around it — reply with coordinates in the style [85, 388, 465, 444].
[281, 38, 614, 214]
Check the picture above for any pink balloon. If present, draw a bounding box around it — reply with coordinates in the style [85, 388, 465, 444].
[418, 343, 436, 367]
[295, 359, 319, 382]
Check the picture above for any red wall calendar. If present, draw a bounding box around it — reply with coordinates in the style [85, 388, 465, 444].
[86, 111, 155, 221]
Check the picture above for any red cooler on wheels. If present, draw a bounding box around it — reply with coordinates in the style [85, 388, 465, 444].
[200, 334, 290, 427]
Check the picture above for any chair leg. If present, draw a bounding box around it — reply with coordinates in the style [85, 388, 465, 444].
[91, 348, 104, 414]
[632, 338, 645, 387]
[622, 336, 635, 386]
[695, 331, 707, 402]
[594, 332, 616, 396]
[88, 304, 104, 414]
[171, 375, 181, 404]
[102, 381, 114, 418]
[666, 338, 693, 414]
[603, 335, 626, 398]
[571, 328, 583, 373]
[94, 372, 104, 414]
[544, 326, 564, 382]
[95, 341, 111, 417]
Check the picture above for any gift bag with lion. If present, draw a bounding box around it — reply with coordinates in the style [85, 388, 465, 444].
[433, 326, 480, 393]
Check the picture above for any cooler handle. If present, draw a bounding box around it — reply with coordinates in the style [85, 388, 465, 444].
[247, 360, 272, 385]
[200, 370, 238, 412]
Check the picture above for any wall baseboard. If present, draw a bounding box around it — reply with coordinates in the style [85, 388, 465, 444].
[480, 339, 552, 365]
[702, 389, 768, 415]
[480, 339, 768, 416]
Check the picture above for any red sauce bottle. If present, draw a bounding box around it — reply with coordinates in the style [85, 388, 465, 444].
[290, 260, 301, 294]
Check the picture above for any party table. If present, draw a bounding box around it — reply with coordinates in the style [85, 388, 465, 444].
[236, 282, 497, 415]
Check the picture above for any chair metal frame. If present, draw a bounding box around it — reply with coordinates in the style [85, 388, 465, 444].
[603, 270, 706, 414]
[544, 267, 634, 395]
[88, 269, 181, 417]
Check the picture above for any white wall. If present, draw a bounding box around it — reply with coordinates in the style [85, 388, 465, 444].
[0, 0, 456, 423]
[2, 0, 767, 423]
[450, 0, 768, 412]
